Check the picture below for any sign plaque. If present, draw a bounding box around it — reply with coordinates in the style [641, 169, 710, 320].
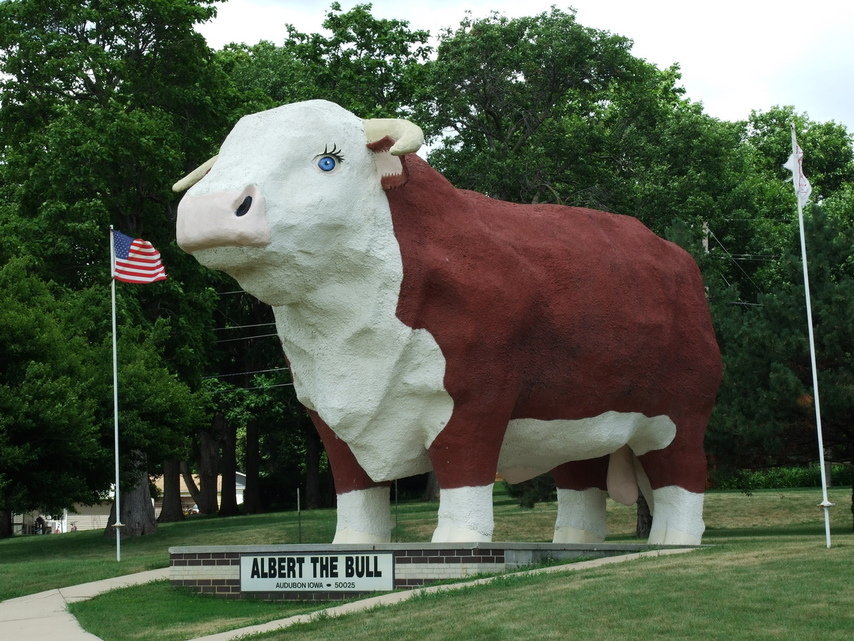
[240, 552, 394, 593]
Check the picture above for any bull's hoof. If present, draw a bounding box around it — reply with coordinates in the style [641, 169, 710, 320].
[647, 486, 705, 545]
[552, 525, 605, 544]
[433, 485, 494, 542]
[332, 528, 391, 544]
[431, 523, 491, 543]
[647, 528, 702, 546]
[553, 488, 607, 542]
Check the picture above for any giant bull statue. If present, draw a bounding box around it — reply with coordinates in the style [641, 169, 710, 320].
[174, 100, 722, 545]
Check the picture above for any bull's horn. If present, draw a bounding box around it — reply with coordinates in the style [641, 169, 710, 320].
[363, 118, 423, 156]
[172, 155, 218, 193]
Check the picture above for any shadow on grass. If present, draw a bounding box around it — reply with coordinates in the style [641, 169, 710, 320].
[705, 523, 851, 539]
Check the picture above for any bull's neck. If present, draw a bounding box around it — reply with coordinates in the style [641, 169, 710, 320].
[269, 242, 405, 349]
[268, 248, 405, 416]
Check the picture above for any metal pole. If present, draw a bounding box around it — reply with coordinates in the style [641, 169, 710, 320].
[790, 126, 833, 548]
[110, 227, 125, 560]
[297, 488, 302, 544]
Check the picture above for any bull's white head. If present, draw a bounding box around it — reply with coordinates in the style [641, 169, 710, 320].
[174, 100, 422, 305]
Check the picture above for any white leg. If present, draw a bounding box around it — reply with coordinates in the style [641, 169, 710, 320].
[648, 486, 705, 545]
[553, 488, 607, 543]
[332, 486, 393, 543]
[432, 484, 494, 542]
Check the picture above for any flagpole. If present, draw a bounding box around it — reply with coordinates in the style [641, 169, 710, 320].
[109, 226, 125, 561]
[790, 124, 833, 548]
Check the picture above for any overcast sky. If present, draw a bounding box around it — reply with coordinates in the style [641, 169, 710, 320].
[197, 0, 854, 132]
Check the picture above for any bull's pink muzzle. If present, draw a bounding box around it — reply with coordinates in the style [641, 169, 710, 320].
[176, 185, 271, 253]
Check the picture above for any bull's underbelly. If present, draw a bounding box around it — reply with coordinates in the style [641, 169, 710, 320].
[497, 412, 676, 484]
[340, 407, 676, 484]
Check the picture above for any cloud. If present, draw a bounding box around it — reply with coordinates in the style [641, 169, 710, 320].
[198, 0, 854, 130]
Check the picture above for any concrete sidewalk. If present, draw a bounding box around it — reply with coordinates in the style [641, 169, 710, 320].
[0, 568, 169, 640]
[0, 548, 695, 641]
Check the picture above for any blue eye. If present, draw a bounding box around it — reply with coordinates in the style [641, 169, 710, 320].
[317, 144, 344, 172]
[318, 155, 337, 172]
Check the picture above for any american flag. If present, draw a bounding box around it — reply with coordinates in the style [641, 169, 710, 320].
[112, 230, 167, 284]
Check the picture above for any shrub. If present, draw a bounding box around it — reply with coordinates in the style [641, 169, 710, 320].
[713, 464, 852, 491]
[503, 474, 556, 508]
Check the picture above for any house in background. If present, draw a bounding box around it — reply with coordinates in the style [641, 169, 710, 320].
[154, 472, 246, 515]
[13, 472, 246, 534]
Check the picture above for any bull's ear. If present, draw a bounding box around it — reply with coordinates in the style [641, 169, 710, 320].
[173, 155, 218, 192]
[367, 136, 409, 190]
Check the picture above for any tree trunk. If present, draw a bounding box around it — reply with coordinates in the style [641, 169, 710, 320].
[197, 428, 220, 514]
[243, 419, 261, 514]
[105, 454, 156, 538]
[180, 460, 201, 507]
[218, 412, 239, 516]
[0, 510, 12, 539]
[157, 459, 185, 523]
[422, 471, 440, 502]
[636, 494, 652, 539]
[304, 420, 322, 509]
[850, 463, 853, 530]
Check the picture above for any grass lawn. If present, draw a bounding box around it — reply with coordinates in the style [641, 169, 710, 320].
[0, 508, 339, 601]
[245, 534, 853, 641]
[69, 580, 327, 641]
[3, 486, 852, 641]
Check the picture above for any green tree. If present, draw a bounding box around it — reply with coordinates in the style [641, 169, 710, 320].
[709, 206, 852, 480]
[418, 7, 749, 276]
[216, 2, 431, 118]
[743, 107, 854, 201]
[0, 0, 232, 534]
[104, 320, 207, 537]
[716, 107, 854, 300]
[706, 110, 852, 492]
[0, 0, 231, 321]
[0, 260, 110, 538]
[419, 8, 639, 202]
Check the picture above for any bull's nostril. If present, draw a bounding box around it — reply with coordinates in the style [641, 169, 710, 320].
[235, 195, 253, 217]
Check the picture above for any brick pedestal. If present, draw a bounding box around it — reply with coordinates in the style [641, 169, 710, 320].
[169, 542, 654, 601]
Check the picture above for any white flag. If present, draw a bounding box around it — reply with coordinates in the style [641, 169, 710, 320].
[784, 125, 812, 208]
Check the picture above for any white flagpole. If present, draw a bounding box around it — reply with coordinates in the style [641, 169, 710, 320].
[109, 226, 125, 561]
[789, 125, 833, 548]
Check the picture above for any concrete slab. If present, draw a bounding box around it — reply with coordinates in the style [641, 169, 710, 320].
[0, 588, 102, 640]
[0, 568, 169, 641]
[59, 568, 170, 603]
